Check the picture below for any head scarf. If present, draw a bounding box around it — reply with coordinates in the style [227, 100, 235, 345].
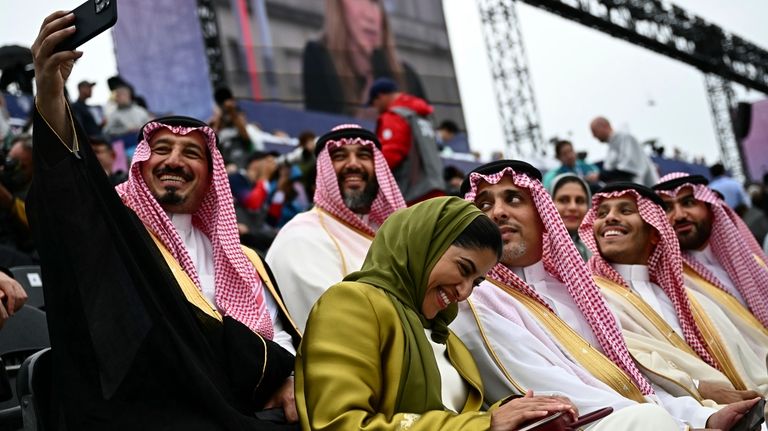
[579, 184, 717, 368]
[313, 124, 405, 236]
[115, 116, 273, 339]
[344, 196, 488, 412]
[462, 162, 653, 395]
[654, 172, 768, 327]
[547, 173, 592, 206]
[549, 173, 593, 259]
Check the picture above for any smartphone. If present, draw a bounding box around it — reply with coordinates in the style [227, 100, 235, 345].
[55, 0, 118, 52]
[732, 398, 766, 431]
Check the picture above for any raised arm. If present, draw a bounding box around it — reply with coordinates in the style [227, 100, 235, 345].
[31, 11, 81, 147]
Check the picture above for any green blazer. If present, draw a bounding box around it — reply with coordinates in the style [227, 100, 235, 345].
[296, 282, 492, 430]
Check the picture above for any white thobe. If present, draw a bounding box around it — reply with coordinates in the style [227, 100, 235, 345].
[452, 279, 713, 429]
[511, 261, 602, 350]
[687, 245, 746, 306]
[169, 213, 295, 354]
[612, 264, 684, 337]
[266, 207, 373, 331]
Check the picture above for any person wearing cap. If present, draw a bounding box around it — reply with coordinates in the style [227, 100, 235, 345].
[70, 79, 102, 137]
[580, 182, 768, 404]
[29, 12, 300, 429]
[266, 125, 406, 330]
[370, 77, 445, 204]
[653, 173, 768, 330]
[450, 161, 733, 430]
[103, 79, 151, 139]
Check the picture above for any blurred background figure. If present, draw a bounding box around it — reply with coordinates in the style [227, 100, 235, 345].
[590, 116, 659, 186]
[302, 0, 425, 116]
[0, 134, 35, 266]
[542, 139, 600, 190]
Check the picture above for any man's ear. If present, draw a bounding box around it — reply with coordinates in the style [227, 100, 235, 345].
[650, 229, 660, 246]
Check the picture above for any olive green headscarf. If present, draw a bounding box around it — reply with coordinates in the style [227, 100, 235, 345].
[344, 196, 487, 413]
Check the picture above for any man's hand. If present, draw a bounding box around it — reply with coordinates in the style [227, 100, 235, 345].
[263, 377, 297, 423]
[704, 397, 761, 431]
[0, 271, 27, 329]
[490, 390, 578, 431]
[699, 380, 762, 404]
[31, 11, 82, 142]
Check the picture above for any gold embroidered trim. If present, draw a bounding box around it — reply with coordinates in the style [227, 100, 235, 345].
[34, 99, 80, 154]
[465, 299, 526, 395]
[148, 231, 222, 322]
[684, 264, 768, 336]
[489, 279, 646, 403]
[594, 276, 698, 357]
[686, 291, 748, 391]
[240, 245, 302, 337]
[316, 208, 351, 275]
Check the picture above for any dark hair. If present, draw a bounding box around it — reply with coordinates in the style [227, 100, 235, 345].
[452, 215, 503, 260]
[437, 120, 460, 134]
[709, 163, 726, 178]
[214, 87, 234, 106]
[298, 131, 316, 147]
[554, 140, 573, 158]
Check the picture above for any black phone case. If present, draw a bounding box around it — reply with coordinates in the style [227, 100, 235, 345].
[731, 398, 766, 431]
[55, 0, 118, 52]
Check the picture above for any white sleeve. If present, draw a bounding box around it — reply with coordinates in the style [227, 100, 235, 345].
[650, 384, 715, 429]
[265, 222, 347, 332]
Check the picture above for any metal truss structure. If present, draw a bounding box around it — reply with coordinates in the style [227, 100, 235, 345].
[704, 74, 745, 180]
[480, 0, 768, 176]
[478, 0, 545, 158]
[196, 0, 227, 91]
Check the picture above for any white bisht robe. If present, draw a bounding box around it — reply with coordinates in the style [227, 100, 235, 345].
[599, 264, 768, 397]
[682, 261, 768, 375]
[266, 207, 373, 331]
[453, 277, 715, 429]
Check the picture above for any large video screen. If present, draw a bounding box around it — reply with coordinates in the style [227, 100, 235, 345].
[741, 98, 768, 181]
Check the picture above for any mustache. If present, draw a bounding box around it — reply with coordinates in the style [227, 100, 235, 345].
[155, 166, 193, 181]
[339, 167, 370, 181]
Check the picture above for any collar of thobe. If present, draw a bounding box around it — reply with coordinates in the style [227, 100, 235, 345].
[168, 213, 194, 236]
[611, 263, 650, 284]
[510, 260, 548, 284]
[688, 244, 717, 267]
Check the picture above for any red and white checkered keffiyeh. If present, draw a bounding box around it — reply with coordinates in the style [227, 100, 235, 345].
[579, 188, 717, 368]
[656, 172, 768, 327]
[115, 121, 274, 339]
[314, 124, 406, 236]
[464, 167, 654, 395]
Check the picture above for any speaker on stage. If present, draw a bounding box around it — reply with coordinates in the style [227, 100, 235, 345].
[732, 102, 752, 140]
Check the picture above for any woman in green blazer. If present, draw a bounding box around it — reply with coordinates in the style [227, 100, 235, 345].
[296, 197, 578, 430]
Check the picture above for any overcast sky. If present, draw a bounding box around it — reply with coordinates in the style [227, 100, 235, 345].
[2, 1, 766, 165]
[444, 0, 768, 164]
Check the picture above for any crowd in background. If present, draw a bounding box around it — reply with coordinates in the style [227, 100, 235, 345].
[2, 73, 768, 265]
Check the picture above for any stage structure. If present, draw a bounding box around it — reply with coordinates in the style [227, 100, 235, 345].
[478, 0, 545, 159]
[480, 0, 768, 180]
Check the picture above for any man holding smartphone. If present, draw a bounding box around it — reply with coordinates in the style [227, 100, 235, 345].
[30, 10, 299, 430]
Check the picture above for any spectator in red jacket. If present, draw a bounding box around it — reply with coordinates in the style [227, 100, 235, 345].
[369, 78, 445, 204]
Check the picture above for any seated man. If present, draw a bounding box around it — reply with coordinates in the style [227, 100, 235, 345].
[580, 182, 768, 399]
[266, 125, 405, 330]
[653, 173, 768, 342]
[451, 161, 752, 430]
[29, 11, 299, 429]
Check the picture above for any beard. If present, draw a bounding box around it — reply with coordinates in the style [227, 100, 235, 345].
[675, 219, 711, 250]
[338, 168, 379, 213]
[501, 240, 527, 265]
[156, 187, 185, 205]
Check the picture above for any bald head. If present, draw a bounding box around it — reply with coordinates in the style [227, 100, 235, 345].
[590, 116, 613, 143]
